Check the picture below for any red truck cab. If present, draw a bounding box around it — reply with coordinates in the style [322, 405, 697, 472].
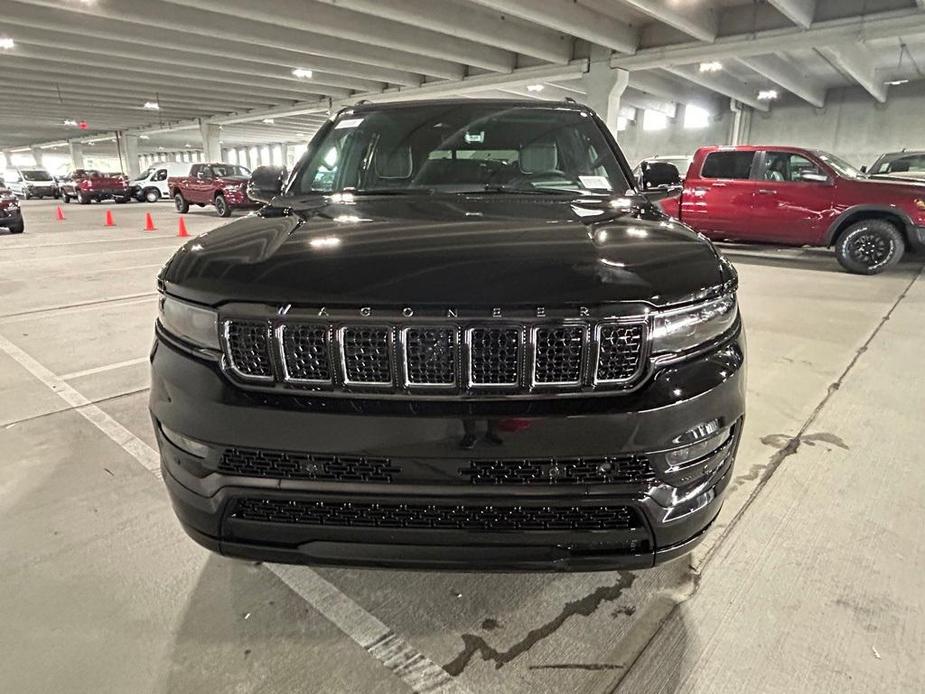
[169, 163, 257, 218]
[658, 145, 925, 274]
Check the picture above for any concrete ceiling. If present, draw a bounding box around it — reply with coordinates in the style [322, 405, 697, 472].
[3, 0, 925, 152]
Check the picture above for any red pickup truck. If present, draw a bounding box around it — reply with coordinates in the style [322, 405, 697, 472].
[653, 145, 925, 274]
[169, 163, 257, 217]
[59, 170, 131, 205]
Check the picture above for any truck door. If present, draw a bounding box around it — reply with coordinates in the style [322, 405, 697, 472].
[191, 165, 211, 203]
[681, 150, 757, 237]
[749, 150, 834, 244]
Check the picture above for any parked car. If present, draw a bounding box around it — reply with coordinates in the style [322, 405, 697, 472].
[0, 182, 24, 233]
[59, 169, 131, 204]
[168, 162, 255, 217]
[130, 161, 189, 203]
[864, 150, 925, 183]
[655, 145, 925, 274]
[4, 167, 57, 199]
[150, 99, 745, 571]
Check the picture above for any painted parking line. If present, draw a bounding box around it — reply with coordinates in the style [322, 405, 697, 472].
[0, 292, 156, 322]
[59, 357, 150, 381]
[0, 263, 164, 284]
[0, 332, 469, 694]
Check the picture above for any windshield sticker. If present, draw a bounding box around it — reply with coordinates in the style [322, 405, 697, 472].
[464, 131, 485, 143]
[335, 118, 364, 129]
[579, 175, 612, 190]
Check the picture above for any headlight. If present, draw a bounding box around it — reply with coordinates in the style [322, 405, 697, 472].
[158, 295, 220, 350]
[651, 293, 737, 357]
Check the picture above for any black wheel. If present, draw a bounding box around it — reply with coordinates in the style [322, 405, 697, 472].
[144, 188, 160, 203]
[22, 190, 31, 200]
[77, 190, 90, 204]
[835, 219, 904, 275]
[61, 190, 71, 203]
[214, 194, 231, 217]
[7, 219, 24, 234]
[115, 196, 127, 204]
[174, 192, 189, 213]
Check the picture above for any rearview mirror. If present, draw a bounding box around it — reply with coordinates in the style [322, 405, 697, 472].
[640, 161, 682, 191]
[247, 165, 288, 204]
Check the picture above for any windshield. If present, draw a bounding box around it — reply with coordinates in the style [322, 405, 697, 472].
[212, 164, 250, 178]
[815, 151, 862, 179]
[22, 169, 53, 182]
[291, 103, 631, 196]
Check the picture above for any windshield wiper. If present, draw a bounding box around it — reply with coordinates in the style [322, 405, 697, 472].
[471, 184, 576, 195]
[349, 187, 436, 196]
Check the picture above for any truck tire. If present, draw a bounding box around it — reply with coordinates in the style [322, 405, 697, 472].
[835, 219, 904, 275]
[174, 192, 189, 213]
[7, 219, 24, 234]
[22, 190, 31, 200]
[144, 188, 160, 203]
[61, 190, 71, 203]
[214, 194, 231, 217]
[77, 190, 90, 204]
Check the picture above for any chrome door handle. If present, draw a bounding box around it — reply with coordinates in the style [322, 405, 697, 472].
[757, 188, 776, 194]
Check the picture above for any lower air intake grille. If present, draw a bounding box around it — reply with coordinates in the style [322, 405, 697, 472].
[219, 448, 399, 482]
[461, 456, 655, 485]
[469, 327, 520, 385]
[281, 324, 331, 382]
[534, 326, 585, 384]
[596, 323, 645, 383]
[225, 321, 273, 379]
[232, 498, 643, 531]
[341, 327, 393, 384]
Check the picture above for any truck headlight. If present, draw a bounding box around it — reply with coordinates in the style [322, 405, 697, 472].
[651, 293, 737, 357]
[157, 295, 220, 350]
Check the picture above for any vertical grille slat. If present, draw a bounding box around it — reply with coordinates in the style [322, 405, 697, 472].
[596, 323, 645, 384]
[404, 327, 457, 386]
[340, 326, 393, 385]
[533, 325, 585, 385]
[468, 327, 521, 386]
[281, 324, 332, 382]
[225, 320, 273, 380]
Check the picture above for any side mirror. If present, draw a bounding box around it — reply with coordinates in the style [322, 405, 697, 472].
[799, 171, 829, 184]
[860, 165, 868, 174]
[641, 161, 682, 191]
[247, 165, 288, 204]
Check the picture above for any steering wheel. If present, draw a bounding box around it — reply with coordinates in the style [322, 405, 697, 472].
[507, 169, 581, 189]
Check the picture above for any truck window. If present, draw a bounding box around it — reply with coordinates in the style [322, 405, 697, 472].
[701, 151, 755, 180]
[761, 152, 824, 182]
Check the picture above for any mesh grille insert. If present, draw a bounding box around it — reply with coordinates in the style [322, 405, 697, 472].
[219, 448, 399, 482]
[596, 324, 644, 383]
[534, 326, 585, 384]
[469, 327, 520, 385]
[225, 321, 272, 379]
[282, 324, 331, 382]
[461, 456, 655, 485]
[232, 498, 644, 531]
[342, 327, 393, 384]
[405, 327, 457, 385]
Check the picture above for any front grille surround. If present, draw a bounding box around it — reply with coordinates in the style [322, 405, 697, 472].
[221, 313, 653, 397]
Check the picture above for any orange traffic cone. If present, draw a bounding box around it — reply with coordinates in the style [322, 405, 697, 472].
[144, 212, 156, 232]
[55, 206, 65, 221]
[104, 209, 115, 227]
[177, 216, 189, 238]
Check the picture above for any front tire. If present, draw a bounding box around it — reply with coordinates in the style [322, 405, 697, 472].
[174, 192, 189, 213]
[77, 190, 90, 205]
[61, 191, 71, 204]
[144, 188, 160, 203]
[7, 219, 24, 234]
[835, 219, 904, 275]
[214, 194, 231, 217]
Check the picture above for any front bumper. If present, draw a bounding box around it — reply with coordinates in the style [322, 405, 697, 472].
[221, 189, 259, 207]
[0, 206, 22, 226]
[150, 330, 746, 571]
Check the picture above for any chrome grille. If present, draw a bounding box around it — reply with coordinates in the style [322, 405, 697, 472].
[224, 321, 273, 380]
[280, 324, 331, 382]
[341, 326, 392, 384]
[469, 326, 521, 386]
[533, 325, 584, 385]
[596, 323, 645, 383]
[403, 327, 457, 386]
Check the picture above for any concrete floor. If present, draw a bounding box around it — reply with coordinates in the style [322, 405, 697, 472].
[1, 198, 923, 693]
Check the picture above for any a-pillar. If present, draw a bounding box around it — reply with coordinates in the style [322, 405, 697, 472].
[199, 120, 221, 162]
[31, 146, 44, 167]
[69, 142, 84, 169]
[580, 45, 629, 136]
[122, 133, 140, 178]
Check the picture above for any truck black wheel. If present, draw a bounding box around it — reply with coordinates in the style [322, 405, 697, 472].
[835, 220, 904, 275]
[144, 188, 160, 203]
[214, 194, 231, 217]
[77, 190, 90, 204]
[174, 193, 189, 213]
[7, 219, 24, 233]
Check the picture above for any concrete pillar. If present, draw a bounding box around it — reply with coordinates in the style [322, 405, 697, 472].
[728, 99, 752, 146]
[580, 46, 629, 136]
[31, 146, 44, 167]
[122, 133, 140, 178]
[1, 150, 11, 170]
[199, 120, 221, 162]
[69, 142, 84, 169]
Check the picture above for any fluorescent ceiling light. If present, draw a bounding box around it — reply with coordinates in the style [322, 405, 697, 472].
[262, 118, 275, 124]
[699, 61, 722, 72]
[0, 38, 15, 50]
[292, 68, 313, 79]
[143, 101, 160, 110]
[526, 84, 545, 93]
[63, 119, 78, 127]
[757, 89, 779, 100]
[184, 143, 192, 148]
[886, 79, 909, 86]
[139, 134, 150, 140]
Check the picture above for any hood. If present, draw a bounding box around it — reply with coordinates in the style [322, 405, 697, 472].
[161, 195, 729, 309]
[851, 175, 925, 193]
[217, 176, 250, 183]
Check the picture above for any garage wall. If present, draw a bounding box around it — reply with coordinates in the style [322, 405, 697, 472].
[616, 104, 732, 167]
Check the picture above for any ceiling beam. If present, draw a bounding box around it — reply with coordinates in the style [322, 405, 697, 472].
[628, 71, 715, 109]
[621, 89, 677, 118]
[495, 83, 586, 101]
[663, 66, 770, 111]
[14, 0, 465, 80]
[613, 8, 925, 70]
[738, 54, 827, 107]
[819, 43, 888, 102]
[314, 0, 571, 64]
[159, 0, 515, 73]
[466, 0, 638, 54]
[769, 0, 816, 28]
[616, 0, 718, 42]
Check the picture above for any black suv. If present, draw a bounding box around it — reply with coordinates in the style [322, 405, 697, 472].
[150, 100, 745, 571]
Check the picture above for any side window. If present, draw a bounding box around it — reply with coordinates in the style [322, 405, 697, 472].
[154, 169, 168, 182]
[762, 152, 825, 182]
[189, 164, 201, 178]
[701, 151, 755, 180]
[886, 155, 925, 173]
